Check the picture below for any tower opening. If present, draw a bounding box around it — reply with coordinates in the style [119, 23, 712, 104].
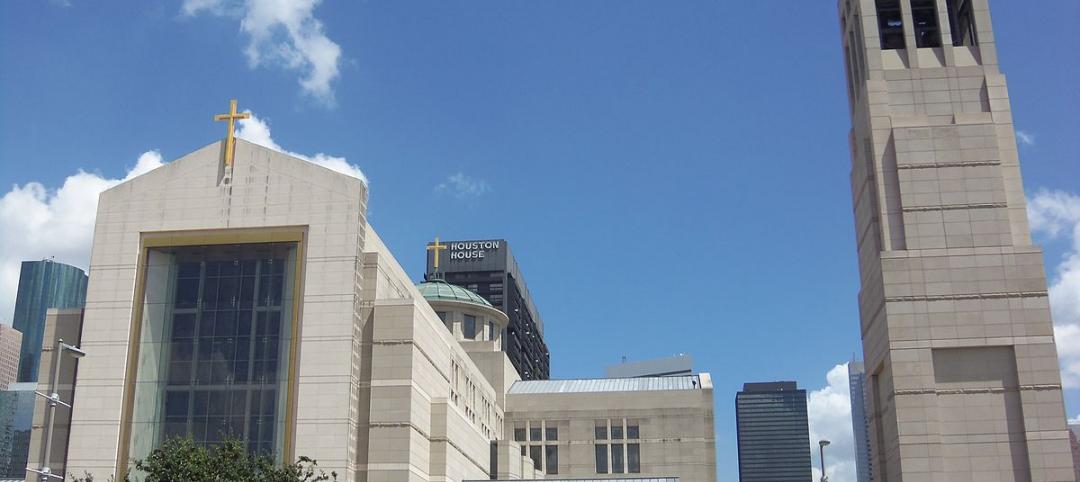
[911, 0, 943, 48]
[875, 0, 906, 50]
[946, 0, 978, 46]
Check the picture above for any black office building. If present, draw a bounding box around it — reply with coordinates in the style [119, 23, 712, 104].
[735, 381, 811, 482]
[425, 239, 549, 380]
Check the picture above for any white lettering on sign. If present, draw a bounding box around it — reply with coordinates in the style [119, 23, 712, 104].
[448, 240, 500, 261]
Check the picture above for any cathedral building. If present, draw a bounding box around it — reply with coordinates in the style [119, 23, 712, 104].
[52, 103, 716, 482]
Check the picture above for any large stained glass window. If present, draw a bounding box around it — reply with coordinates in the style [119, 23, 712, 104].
[128, 242, 297, 464]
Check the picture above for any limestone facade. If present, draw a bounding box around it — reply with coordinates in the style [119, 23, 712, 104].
[60, 137, 715, 482]
[504, 376, 717, 482]
[838, 1, 1073, 480]
[25, 308, 84, 479]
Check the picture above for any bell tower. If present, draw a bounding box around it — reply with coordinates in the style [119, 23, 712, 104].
[838, 1, 1073, 480]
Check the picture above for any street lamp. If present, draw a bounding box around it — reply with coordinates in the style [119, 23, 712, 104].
[27, 338, 86, 481]
[818, 439, 831, 482]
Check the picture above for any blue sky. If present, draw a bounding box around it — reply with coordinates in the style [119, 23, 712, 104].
[2, 1, 1078, 480]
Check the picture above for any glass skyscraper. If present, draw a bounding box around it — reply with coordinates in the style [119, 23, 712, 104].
[12, 259, 87, 383]
[848, 361, 872, 482]
[735, 381, 811, 482]
[0, 382, 37, 478]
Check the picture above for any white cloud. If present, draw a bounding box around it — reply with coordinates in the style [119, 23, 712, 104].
[235, 112, 366, 183]
[1028, 188, 1080, 388]
[0, 151, 165, 323]
[1016, 130, 1036, 147]
[435, 172, 491, 199]
[808, 363, 858, 482]
[182, 0, 342, 105]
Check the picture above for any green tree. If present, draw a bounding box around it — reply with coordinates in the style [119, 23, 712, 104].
[72, 437, 336, 482]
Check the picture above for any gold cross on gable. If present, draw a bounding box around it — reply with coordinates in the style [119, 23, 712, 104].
[427, 237, 448, 270]
[213, 99, 250, 167]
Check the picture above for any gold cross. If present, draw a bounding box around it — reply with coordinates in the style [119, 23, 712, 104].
[213, 99, 250, 167]
[427, 237, 448, 270]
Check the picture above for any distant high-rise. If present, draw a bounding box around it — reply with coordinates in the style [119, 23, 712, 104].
[848, 361, 872, 482]
[12, 260, 87, 382]
[425, 239, 550, 380]
[605, 354, 693, 378]
[838, 0, 1072, 479]
[0, 382, 36, 479]
[1070, 425, 1080, 482]
[0, 326, 22, 390]
[735, 381, 811, 482]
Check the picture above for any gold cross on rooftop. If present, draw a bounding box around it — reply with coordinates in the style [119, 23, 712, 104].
[213, 99, 250, 167]
[427, 237, 448, 270]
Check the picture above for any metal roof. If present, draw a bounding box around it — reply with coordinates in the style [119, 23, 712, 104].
[467, 479, 678, 482]
[415, 279, 492, 307]
[468, 477, 678, 481]
[508, 375, 702, 394]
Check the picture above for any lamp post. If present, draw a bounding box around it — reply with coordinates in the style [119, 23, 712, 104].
[818, 439, 831, 482]
[27, 338, 86, 481]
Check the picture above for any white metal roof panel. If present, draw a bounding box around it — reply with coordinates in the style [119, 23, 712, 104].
[507, 375, 702, 394]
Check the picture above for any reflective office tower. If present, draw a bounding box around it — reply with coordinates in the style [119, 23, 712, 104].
[425, 239, 550, 380]
[0, 382, 36, 478]
[838, 1, 1072, 480]
[605, 354, 694, 378]
[12, 259, 87, 383]
[848, 360, 873, 482]
[0, 325, 22, 389]
[735, 382, 811, 482]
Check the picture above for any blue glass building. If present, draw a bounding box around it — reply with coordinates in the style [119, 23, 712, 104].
[735, 381, 811, 482]
[0, 382, 37, 478]
[12, 260, 87, 383]
[849, 361, 873, 482]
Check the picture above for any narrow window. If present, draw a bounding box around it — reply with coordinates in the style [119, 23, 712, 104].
[463, 314, 476, 339]
[513, 426, 526, 442]
[611, 443, 624, 473]
[595, 444, 608, 473]
[911, 0, 942, 47]
[627, 443, 641, 473]
[947, 0, 977, 46]
[529, 423, 542, 442]
[875, 0, 905, 50]
[545, 445, 558, 474]
[487, 321, 495, 340]
[529, 445, 542, 471]
[546, 426, 558, 441]
[611, 424, 624, 440]
[627, 425, 639, 439]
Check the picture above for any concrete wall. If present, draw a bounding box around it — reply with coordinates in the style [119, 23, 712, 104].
[839, 0, 1073, 480]
[25, 308, 84, 481]
[358, 231, 504, 481]
[65, 139, 369, 479]
[505, 382, 716, 482]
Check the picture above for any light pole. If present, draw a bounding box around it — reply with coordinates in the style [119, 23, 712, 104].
[27, 338, 86, 481]
[818, 439, 831, 482]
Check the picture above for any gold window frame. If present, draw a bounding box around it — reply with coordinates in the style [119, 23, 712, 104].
[115, 226, 307, 476]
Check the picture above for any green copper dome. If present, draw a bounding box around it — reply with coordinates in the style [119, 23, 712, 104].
[416, 279, 492, 307]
